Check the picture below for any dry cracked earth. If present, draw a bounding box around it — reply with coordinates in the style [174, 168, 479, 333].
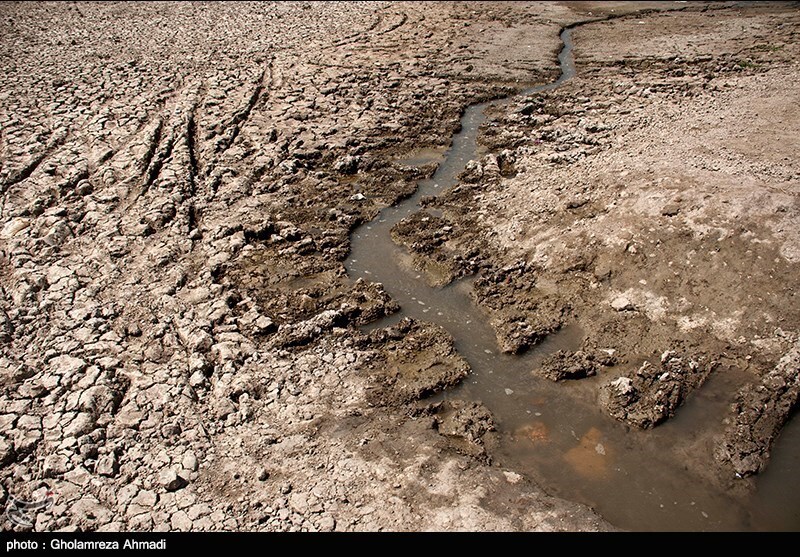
[0, 1, 798, 532]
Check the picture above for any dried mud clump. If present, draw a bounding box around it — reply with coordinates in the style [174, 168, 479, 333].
[539, 349, 616, 382]
[390, 211, 479, 287]
[472, 261, 568, 354]
[361, 317, 470, 406]
[601, 352, 717, 429]
[430, 400, 496, 461]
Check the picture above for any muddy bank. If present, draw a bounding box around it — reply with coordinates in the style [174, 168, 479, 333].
[716, 342, 800, 478]
[600, 352, 717, 429]
[390, 0, 800, 525]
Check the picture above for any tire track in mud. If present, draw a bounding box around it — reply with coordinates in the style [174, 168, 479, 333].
[0, 128, 68, 195]
[136, 117, 168, 202]
[209, 62, 271, 161]
[330, 8, 409, 48]
[375, 11, 408, 36]
[330, 11, 384, 48]
[0, 74, 181, 202]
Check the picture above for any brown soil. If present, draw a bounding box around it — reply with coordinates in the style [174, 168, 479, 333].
[401, 1, 800, 490]
[2, 0, 797, 533]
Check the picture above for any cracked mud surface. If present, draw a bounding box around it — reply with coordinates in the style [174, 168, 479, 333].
[1, 1, 798, 532]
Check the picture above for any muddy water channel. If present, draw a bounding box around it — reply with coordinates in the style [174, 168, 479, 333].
[346, 27, 800, 531]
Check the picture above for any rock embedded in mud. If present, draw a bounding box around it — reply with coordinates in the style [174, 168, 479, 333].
[610, 296, 634, 312]
[270, 309, 346, 349]
[158, 469, 188, 492]
[96, 453, 119, 477]
[601, 354, 716, 429]
[182, 452, 199, 473]
[716, 342, 800, 478]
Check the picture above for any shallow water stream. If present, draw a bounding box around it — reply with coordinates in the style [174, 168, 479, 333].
[345, 25, 800, 531]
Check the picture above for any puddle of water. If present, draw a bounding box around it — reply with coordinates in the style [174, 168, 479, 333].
[749, 407, 800, 531]
[344, 25, 800, 531]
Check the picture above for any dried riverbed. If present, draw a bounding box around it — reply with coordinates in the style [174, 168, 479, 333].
[1, 1, 798, 531]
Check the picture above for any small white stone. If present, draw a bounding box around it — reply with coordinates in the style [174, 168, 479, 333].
[1, 217, 30, 238]
[182, 452, 199, 472]
[96, 454, 118, 477]
[610, 376, 634, 395]
[611, 296, 633, 311]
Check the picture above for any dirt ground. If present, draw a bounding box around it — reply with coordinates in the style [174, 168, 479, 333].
[401, 0, 800, 486]
[0, 1, 797, 532]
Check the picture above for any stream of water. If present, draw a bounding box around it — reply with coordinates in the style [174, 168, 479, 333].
[344, 26, 800, 532]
